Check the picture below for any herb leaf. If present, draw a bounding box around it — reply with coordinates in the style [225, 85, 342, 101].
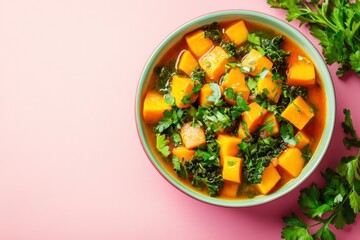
[156, 134, 170, 158]
[203, 22, 222, 43]
[267, 0, 360, 76]
[281, 213, 312, 240]
[280, 109, 360, 239]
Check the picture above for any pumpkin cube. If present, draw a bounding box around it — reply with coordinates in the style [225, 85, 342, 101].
[261, 112, 280, 136]
[237, 124, 248, 140]
[143, 90, 172, 124]
[288, 57, 315, 86]
[222, 156, 243, 183]
[281, 96, 314, 130]
[295, 131, 311, 149]
[177, 50, 199, 76]
[241, 102, 268, 133]
[255, 163, 281, 195]
[241, 49, 273, 76]
[221, 67, 250, 105]
[198, 83, 223, 107]
[172, 146, 195, 162]
[221, 181, 239, 198]
[185, 29, 214, 59]
[225, 20, 249, 45]
[170, 75, 196, 108]
[289, 131, 311, 149]
[277, 147, 305, 178]
[257, 73, 282, 103]
[217, 134, 242, 166]
[199, 46, 228, 82]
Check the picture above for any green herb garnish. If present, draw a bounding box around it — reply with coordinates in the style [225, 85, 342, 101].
[267, 0, 360, 77]
[281, 109, 360, 240]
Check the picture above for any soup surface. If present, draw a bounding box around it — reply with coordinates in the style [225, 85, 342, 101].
[142, 19, 326, 199]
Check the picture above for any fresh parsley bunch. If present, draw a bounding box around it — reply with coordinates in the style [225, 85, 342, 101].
[267, 0, 360, 77]
[281, 109, 360, 240]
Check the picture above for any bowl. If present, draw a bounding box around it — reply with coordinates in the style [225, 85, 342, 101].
[135, 10, 335, 207]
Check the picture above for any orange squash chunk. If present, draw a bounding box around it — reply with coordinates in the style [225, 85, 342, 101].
[222, 156, 243, 183]
[170, 75, 196, 109]
[225, 20, 249, 45]
[278, 147, 305, 178]
[256, 163, 281, 195]
[198, 83, 223, 107]
[185, 29, 214, 59]
[281, 96, 314, 130]
[257, 73, 282, 103]
[177, 50, 199, 76]
[221, 67, 250, 105]
[180, 122, 206, 150]
[241, 49, 273, 76]
[261, 112, 280, 136]
[217, 134, 242, 166]
[199, 46, 228, 82]
[288, 58, 315, 86]
[237, 124, 248, 140]
[172, 146, 195, 162]
[289, 131, 311, 149]
[143, 90, 172, 124]
[241, 102, 268, 133]
[221, 181, 240, 198]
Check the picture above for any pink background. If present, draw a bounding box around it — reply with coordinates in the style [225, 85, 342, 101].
[0, 0, 359, 239]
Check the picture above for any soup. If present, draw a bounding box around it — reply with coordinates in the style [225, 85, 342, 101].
[141, 19, 326, 199]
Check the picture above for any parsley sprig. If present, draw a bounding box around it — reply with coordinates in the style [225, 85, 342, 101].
[267, 0, 360, 77]
[281, 109, 360, 240]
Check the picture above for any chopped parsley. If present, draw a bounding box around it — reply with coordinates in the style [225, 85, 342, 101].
[281, 109, 360, 240]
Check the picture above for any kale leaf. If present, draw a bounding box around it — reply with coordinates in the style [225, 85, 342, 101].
[154, 61, 176, 94]
[203, 22, 222, 44]
[261, 35, 290, 77]
[184, 156, 224, 197]
[240, 135, 286, 184]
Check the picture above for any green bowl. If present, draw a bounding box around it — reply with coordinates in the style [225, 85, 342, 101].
[135, 10, 335, 207]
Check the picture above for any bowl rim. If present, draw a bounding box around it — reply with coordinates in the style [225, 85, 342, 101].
[135, 9, 336, 207]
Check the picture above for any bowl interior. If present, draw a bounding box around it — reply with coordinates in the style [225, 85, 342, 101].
[135, 10, 335, 207]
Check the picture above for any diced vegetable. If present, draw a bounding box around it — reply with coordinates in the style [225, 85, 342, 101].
[199, 46, 229, 82]
[221, 180, 239, 198]
[221, 67, 250, 105]
[222, 156, 243, 183]
[217, 134, 242, 166]
[257, 72, 282, 103]
[281, 96, 314, 130]
[255, 163, 281, 195]
[287, 58, 315, 86]
[198, 83, 223, 107]
[180, 122, 206, 150]
[143, 90, 172, 123]
[277, 147, 305, 178]
[241, 49, 273, 76]
[170, 75, 196, 108]
[224, 20, 249, 45]
[261, 112, 280, 136]
[237, 124, 248, 140]
[289, 131, 311, 149]
[177, 50, 199, 76]
[185, 29, 214, 59]
[241, 102, 268, 133]
[172, 146, 195, 162]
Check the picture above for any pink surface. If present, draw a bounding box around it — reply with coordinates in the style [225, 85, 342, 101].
[0, 0, 359, 239]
